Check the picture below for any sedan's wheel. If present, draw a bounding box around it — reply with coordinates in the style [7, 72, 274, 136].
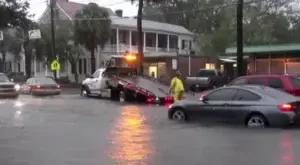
[119, 91, 125, 102]
[247, 115, 267, 128]
[172, 109, 187, 121]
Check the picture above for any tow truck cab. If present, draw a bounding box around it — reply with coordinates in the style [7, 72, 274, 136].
[81, 53, 173, 104]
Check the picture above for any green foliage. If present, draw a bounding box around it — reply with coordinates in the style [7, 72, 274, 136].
[0, 0, 30, 28]
[143, 0, 300, 56]
[74, 3, 112, 51]
[74, 3, 112, 72]
[0, 28, 23, 63]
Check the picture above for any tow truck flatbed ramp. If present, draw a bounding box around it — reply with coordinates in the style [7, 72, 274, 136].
[119, 76, 169, 97]
[105, 67, 169, 97]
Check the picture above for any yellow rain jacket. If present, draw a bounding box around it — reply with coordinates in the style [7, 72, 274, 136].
[170, 77, 184, 102]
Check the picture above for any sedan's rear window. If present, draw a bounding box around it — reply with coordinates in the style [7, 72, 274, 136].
[32, 78, 57, 85]
[289, 77, 300, 88]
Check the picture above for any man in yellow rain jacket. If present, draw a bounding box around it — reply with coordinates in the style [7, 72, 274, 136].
[169, 70, 184, 102]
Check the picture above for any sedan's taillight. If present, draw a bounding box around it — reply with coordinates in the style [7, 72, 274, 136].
[36, 85, 44, 89]
[278, 103, 296, 112]
[57, 85, 60, 88]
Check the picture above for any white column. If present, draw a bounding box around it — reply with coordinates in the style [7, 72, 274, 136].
[45, 57, 48, 76]
[33, 57, 36, 76]
[167, 34, 170, 52]
[96, 46, 99, 68]
[143, 32, 146, 52]
[178, 36, 181, 53]
[23, 55, 26, 76]
[188, 55, 191, 75]
[116, 28, 119, 53]
[129, 30, 132, 52]
[56, 56, 60, 78]
[155, 33, 158, 51]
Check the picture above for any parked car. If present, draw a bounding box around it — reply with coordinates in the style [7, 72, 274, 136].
[228, 74, 300, 96]
[21, 77, 61, 96]
[186, 69, 229, 92]
[168, 85, 300, 128]
[0, 73, 20, 98]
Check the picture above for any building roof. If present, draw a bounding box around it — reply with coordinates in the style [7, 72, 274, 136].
[55, 0, 193, 35]
[226, 43, 300, 54]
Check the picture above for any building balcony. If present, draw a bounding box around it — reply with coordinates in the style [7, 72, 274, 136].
[101, 44, 190, 55]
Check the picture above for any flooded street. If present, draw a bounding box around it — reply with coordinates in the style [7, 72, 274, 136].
[0, 94, 299, 165]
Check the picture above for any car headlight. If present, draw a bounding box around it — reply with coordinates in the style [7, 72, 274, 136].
[14, 84, 20, 91]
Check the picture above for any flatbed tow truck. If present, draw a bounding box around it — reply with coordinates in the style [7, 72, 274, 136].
[80, 53, 174, 105]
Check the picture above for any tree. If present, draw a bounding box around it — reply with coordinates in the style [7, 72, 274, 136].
[143, 0, 298, 57]
[74, 3, 111, 73]
[65, 42, 83, 83]
[0, 28, 23, 72]
[236, 0, 244, 77]
[0, 0, 30, 28]
[19, 21, 45, 79]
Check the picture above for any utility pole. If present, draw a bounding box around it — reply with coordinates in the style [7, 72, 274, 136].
[236, 0, 244, 77]
[50, 0, 57, 80]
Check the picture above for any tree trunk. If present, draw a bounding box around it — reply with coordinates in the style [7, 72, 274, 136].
[1, 51, 6, 72]
[236, 0, 244, 77]
[91, 48, 96, 74]
[71, 61, 78, 83]
[24, 50, 32, 79]
[137, 0, 144, 75]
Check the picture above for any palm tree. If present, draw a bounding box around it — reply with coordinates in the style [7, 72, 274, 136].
[74, 3, 111, 73]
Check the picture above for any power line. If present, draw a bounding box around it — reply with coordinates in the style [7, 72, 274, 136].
[57, 0, 270, 21]
[72, 0, 128, 7]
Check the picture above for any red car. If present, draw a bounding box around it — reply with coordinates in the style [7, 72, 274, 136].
[21, 77, 61, 95]
[228, 75, 300, 96]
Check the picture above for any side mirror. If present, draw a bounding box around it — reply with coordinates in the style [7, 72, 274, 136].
[10, 78, 14, 82]
[199, 95, 208, 102]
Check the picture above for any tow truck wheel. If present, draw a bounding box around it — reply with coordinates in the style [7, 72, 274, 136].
[119, 91, 125, 103]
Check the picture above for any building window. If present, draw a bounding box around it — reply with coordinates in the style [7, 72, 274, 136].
[110, 29, 116, 44]
[83, 59, 87, 74]
[158, 34, 167, 48]
[78, 59, 82, 74]
[220, 64, 224, 73]
[181, 40, 185, 49]
[169, 35, 178, 49]
[131, 31, 138, 45]
[146, 32, 156, 47]
[205, 63, 215, 70]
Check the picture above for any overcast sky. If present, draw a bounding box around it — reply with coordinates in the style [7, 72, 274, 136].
[28, 0, 138, 20]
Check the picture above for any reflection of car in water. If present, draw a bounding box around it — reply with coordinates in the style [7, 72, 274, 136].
[81, 53, 173, 104]
[169, 85, 300, 128]
[21, 77, 61, 96]
[0, 73, 20, 98]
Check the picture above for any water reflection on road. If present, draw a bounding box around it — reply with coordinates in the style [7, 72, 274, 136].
[109, 105, 154, 165]
[280, 132, 295, 165]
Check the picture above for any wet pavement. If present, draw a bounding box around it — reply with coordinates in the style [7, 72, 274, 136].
[0, 92, 299, 165]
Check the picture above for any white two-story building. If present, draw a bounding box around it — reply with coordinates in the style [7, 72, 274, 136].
[35, 0, 196, 82]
